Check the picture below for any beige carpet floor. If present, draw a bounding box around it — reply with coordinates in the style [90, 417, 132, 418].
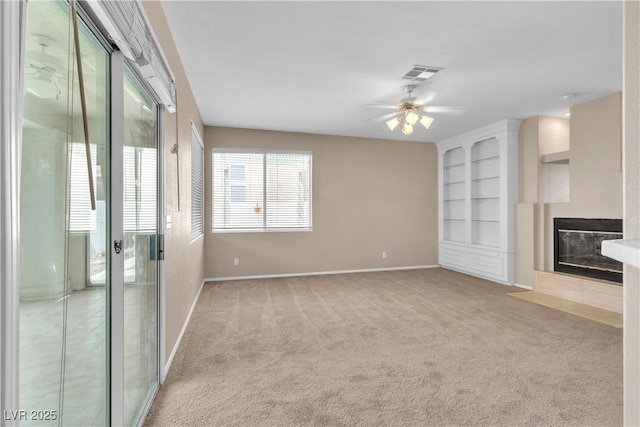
[145, 268, 622, 426]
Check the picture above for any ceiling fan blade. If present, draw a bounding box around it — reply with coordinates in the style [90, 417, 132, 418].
[422, 106, 466, 116]
[364, 111, 401, 123]
[365, 103, 398, 110]
[413, 89, 438, 105]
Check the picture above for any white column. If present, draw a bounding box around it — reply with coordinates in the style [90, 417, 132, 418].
[0, 1, 26, 425]
[624, 1, 640, 424]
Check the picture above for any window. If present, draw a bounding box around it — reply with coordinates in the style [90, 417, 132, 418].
[191, 124, 204, 240]
[229, 165, 245, 180]
[230, 186, 246, 202]
[212, 150, 312, 231]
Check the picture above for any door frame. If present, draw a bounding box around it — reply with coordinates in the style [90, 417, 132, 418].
[110, 50, 125, 426]
[0, 1, 26, 425]
[111, 53, 165, 427]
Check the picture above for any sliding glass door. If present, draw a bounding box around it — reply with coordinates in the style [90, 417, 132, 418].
[18, 2, 161, 426]
[20, 1, 110, 425]
[122, 65, 159, 427]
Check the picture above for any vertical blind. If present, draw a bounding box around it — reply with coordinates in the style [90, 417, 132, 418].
[212, 150, 312, 231]
[191, 125, 204, 240]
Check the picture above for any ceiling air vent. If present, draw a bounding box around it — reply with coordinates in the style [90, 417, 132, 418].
[401, 65, 443, 82]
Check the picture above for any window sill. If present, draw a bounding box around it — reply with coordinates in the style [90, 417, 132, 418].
[212, 228, 313, 234]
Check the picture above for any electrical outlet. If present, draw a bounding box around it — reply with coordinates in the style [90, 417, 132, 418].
[382, 251, 388, 259]
[234, 258, 239, 266]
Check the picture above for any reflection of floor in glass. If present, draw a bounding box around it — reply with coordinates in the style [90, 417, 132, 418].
[20, 288, 107, 427]
[20, 285, 156, 426]
[90, 254, 138, 284]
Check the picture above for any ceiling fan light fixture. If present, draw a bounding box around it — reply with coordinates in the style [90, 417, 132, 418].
[402, 122, 413, 135]
[405, 111, 419, 125]
[420, 115, 434, 129]
[26, 73, 58, 99]
[386, 117, 400, 131]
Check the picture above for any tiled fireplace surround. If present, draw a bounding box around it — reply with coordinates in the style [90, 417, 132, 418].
[534, 218, 623, 314]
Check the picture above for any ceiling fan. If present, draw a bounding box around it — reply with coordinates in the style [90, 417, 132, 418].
[367, 85, 465, 135]
[24, 34, 65, 99]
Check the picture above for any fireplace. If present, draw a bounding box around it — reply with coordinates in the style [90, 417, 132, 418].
[554, 218, 623, 283]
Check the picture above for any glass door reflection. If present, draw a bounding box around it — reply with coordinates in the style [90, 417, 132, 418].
[20, 1, 110, 425]
[122, 65, 159, 426]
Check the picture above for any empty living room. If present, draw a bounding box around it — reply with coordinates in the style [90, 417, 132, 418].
[2, 1, 640, 426]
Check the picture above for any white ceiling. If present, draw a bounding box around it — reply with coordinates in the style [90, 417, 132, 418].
[159, 1, 622, 143]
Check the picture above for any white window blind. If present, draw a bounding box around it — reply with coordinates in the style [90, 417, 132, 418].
[123, 146, 157, 232]
[66, 146, 157, 233]
[212, 150, 312, 231]
[191, 125, 204, 240]
[69, 142, 98, 232]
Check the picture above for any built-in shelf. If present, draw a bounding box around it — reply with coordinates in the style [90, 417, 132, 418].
[442, 146, 467, 244]
[602, 239, 640, 269]
[472, 176, 499, 182]
[443, 162, 465, 169]
[437, 119, 520, 285]
[472, 155, 500, 163]
[474, 242, 500, 249]
[541, 150, 570, 164]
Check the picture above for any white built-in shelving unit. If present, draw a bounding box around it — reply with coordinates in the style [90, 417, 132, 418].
[437, 119, 520, 284]
[442, 147, 466, 243]
[471, 138, 500, 247]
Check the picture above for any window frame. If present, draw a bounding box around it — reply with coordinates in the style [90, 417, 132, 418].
[212, 148, 313, 233]
[190, 122, 205, 241]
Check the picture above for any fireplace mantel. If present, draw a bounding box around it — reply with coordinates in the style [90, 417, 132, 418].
[602, 239, 640, 269]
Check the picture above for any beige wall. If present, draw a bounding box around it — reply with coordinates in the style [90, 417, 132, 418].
[515, 95, 622, 287]
[538, 116, 570, 156]
[566, 93, 622, 214]
[204, 127, 438, 278]
[516, 116, 569, 286]
[142, 2, 205, 367]
[543, 93, 622, 269]
[517, 115, 571, 205]
[518, 117, 540, 204]
[624, 1, 640, 424]
[515, 203, 536, 288]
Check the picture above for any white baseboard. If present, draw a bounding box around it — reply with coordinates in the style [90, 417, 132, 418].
[438, 264, 509, 286]
[206, 265, 440, 282]
[514, 282, 534, 291]
[163, 279, 205, 378]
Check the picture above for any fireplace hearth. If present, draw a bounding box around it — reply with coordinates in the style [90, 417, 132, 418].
[554, 218, 623, 283]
